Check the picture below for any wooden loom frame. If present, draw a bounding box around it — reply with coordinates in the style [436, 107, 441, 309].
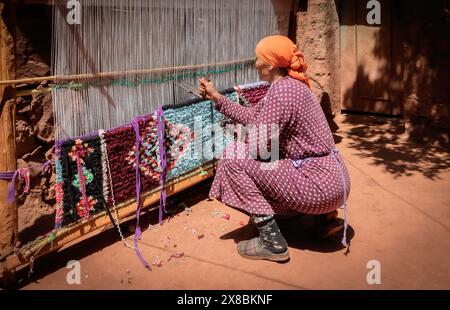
[1, 59, 238, 280]
[0, 0, 297, 283]
[0, 43, 255, 282]
[0, 35, 244, 282]
[0, 58, 254, 285]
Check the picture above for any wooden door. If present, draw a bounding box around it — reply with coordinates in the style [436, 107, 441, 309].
[340, 0, 401, 115]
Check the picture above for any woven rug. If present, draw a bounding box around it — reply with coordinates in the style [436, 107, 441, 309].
[54, 82, 270, 227]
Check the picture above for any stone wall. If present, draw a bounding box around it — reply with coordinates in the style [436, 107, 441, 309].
[4, 3, 55, 243]
[296, 0, 341, 117]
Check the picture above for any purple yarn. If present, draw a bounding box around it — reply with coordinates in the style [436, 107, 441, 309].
[7, 171, 19, 204]
[331, 148, 349, 247]
[131, 116, 151, 270]
[2, 161, 48, 205]
[43, 160, 51, 170]
[0, 172, 15, 180]
[156, 106, 167, 224]
[292, 157, 313, 169]
[1, 170, 18, 204]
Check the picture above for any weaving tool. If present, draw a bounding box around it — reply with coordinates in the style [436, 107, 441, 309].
[176, 81, 205, 99]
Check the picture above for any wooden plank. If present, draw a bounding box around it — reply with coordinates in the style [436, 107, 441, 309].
[340, 0, 358, 111]
[340, 0, 400, 115]
[355, 0, 392, 114]
[0, 163, 215, 277]
[0, 2, 17, 260]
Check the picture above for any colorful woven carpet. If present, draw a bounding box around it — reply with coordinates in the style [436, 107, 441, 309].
[54, 82, 269, 227]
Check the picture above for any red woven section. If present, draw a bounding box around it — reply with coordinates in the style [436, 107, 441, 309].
[105, 120, 159, 204]
[242, 84, 270, 106]
[105, 115, 193, 204]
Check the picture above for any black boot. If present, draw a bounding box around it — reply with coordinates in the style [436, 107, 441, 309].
[237, 214, 289, 262]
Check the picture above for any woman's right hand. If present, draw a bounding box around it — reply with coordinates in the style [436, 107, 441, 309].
[199, 78, 221, 102]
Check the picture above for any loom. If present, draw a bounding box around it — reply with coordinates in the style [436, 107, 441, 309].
[0, 0, 294, 277]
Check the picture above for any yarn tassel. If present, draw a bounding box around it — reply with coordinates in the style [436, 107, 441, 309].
[131, 117, 151, 270]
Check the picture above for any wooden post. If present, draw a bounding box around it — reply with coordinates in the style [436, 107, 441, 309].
[0, 2, 17, 261]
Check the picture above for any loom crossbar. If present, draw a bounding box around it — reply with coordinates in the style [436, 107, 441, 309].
[0, 58, 255, 86]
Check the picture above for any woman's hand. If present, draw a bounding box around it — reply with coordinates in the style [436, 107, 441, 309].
[199, 78, 221, 102]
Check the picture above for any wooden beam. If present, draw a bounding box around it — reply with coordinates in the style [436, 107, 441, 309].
[0, 57, 255, 86]
[0, 163, 215, 277]
[0, 2, 17, 261]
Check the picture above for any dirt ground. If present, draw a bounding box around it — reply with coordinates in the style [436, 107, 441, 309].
[17, 114, 450, 290]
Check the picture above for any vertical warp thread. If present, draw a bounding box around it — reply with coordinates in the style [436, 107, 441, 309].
[52, 0, 280, 139]
[156, 106, 167, 223]
[131, 117, 151, 270]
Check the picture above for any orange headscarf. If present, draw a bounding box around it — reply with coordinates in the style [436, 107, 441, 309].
[255, 35, 310, 88]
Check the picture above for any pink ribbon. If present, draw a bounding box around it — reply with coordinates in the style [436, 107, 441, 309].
[18, 168, 30, 193]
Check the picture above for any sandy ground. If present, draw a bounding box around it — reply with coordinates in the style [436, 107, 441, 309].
[17, 114, 450, 289]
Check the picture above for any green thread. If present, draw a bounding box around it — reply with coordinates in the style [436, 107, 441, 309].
[72, 167, 94, 189]
[58, 81, 87, 91]
[48, 231, 55, 248]
[48, 232, 55, 242]
[53, 63, 251, 91]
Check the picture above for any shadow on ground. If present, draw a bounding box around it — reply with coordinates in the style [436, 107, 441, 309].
[220, 215, 354, 254]
[336, 114, 450, 180]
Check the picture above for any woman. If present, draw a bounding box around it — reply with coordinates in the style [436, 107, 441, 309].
[199, 35, 351, 262]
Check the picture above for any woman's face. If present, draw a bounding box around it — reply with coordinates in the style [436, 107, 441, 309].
[255, 56, 272, 82]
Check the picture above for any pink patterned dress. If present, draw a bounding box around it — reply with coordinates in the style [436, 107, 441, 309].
[209, 76, 351, 216]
